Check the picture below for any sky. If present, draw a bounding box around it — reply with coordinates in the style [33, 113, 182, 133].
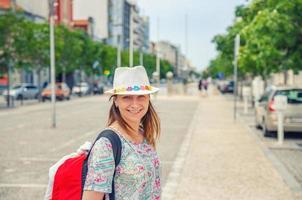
[137, 0, 248, 70]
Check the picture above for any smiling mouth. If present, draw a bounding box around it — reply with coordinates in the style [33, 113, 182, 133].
[127, 109, 143, 114]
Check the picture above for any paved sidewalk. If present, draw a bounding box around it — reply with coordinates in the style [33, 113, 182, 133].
[162, 94, 301, 200]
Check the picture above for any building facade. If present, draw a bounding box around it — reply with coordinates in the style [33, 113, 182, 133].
[141, 16, 150, 52]
[55, 0, 73, 26]
[156, 41, 181, 76]
[3, 0, 48, 22]
[107, 0, 126, 47]
[73, 0, 108, 41]
[107, 0, 149, 51]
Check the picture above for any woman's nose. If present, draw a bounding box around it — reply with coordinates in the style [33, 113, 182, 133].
[130, 97, 139, 106]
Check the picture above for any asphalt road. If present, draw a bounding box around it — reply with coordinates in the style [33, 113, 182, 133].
[0, 94, 199, 200]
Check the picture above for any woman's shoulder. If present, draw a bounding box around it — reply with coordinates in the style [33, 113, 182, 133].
[91, 136, 113, 153]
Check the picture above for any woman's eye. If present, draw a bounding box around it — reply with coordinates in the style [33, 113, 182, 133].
[138, 95, 146, 100]
[122, 96, 130, 99]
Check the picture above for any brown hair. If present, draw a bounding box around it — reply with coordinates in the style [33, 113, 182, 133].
[107, 95, 161, 148]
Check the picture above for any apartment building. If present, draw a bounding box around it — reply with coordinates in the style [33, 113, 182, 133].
[141, 16, 150, 52]
[156, 41, 181, 76]
[1, 0, 48, 22]
[73, 0, 108, 41]
[107, 0, 149, 51]
[55, 0, 73, 26]
[11, 0, 72, 25]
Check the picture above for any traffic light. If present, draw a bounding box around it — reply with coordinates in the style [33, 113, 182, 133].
[104, 69, 110, 76]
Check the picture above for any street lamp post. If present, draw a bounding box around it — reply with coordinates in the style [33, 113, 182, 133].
[233, 34, 240, 121]
[129, 5, 133, 67]
[7, 61, 12, 107]
[156, 46, 160, 88]
[139, 48, 143, 66]
[117, 35, 121, 68]
[156, 17, 160, 87]
[49, 0, 56, 128]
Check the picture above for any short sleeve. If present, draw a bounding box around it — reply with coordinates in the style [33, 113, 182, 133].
[84, 137, 115, 193]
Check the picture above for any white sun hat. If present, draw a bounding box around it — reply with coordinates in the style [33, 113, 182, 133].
[105, 66, 159, 95]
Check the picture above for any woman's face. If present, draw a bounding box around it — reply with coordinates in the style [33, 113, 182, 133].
[115, 94, 150, 124]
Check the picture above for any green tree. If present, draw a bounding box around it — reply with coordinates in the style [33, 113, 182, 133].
[209, 0, 302, 81]
[0, 12, 23, 75]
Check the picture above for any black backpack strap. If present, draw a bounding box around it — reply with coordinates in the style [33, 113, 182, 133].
[81, 129, 122, 200]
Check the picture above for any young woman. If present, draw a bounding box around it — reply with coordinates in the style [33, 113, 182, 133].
[82, 66, 161, 200]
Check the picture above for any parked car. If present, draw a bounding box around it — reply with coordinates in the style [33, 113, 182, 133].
[0, 84, 7, 95]
[92, 82, 104, 95]
[72, 82, 90, 96]
[41, 82, 71, 101]
[2, 83, 39, 100]
[220, 80, 234, 94]
[217, 80, 227, 91]
[255, 85, 302, 137]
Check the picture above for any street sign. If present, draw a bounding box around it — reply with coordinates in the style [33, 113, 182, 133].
[92, 61, 99, 69]
[216, 72, 224, 80]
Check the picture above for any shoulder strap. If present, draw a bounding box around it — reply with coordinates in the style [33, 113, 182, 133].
[92, 129, 122, 166]
[81, 129, 122, 200]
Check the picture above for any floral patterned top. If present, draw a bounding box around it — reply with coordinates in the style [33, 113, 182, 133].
[84, 128, 161, 200]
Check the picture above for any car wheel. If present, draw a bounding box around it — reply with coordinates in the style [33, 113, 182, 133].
[17, 94, 23, 100]
[66, 96, 70, 100]
[255, 114, 261, 129]
[255, 121, 262, 129]
[262, 123, 273, 137]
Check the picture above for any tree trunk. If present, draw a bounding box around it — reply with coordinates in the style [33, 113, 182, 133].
[62, 66, 66, 83]
[37, 67, 42, 102]
[283, 70, 288, 85]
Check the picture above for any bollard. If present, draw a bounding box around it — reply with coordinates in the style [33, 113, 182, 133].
[274, 95, 287, 145]
[152, 71, 159, 100]
[166, 71, 173, 96]
[277, 111, 284, 145]
[242, 86, 251, 114]
[254, 95, 260, 108]
[244, 96, 248, 114]
[252, 76, 264, 108]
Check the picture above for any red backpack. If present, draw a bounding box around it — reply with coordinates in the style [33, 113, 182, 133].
[48, 130, 122, 200]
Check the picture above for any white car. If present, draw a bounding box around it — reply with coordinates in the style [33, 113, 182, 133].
[72, 82, 90, 96]
[3, 83, 39, 100]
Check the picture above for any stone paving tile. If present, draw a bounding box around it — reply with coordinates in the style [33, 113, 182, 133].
[170, 94, 296, 200]
[271, 149, 302, 188]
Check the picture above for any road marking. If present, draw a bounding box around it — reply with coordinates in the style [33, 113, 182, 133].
[50, 129, 100, 152]
[0, 183, 47, 188]
[2, 157, 59, 163]
[161, 102, 200, 200]
[19, 157, 58, 162]
[4, 168, 16, 173]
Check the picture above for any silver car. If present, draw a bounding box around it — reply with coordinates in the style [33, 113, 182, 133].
[3, 83, 39, 100]
[72, 82, 90, 96]
[255, 86, 302, 137]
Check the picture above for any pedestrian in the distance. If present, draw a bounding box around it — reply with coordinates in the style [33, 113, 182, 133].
[82, 66, 161, 200]
[198, 79, 203, 97]
[202, 79, 208, 96]
[198, 79, 202, 92]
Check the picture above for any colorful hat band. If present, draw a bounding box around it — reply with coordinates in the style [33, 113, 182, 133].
[114, 85, 153, 93]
